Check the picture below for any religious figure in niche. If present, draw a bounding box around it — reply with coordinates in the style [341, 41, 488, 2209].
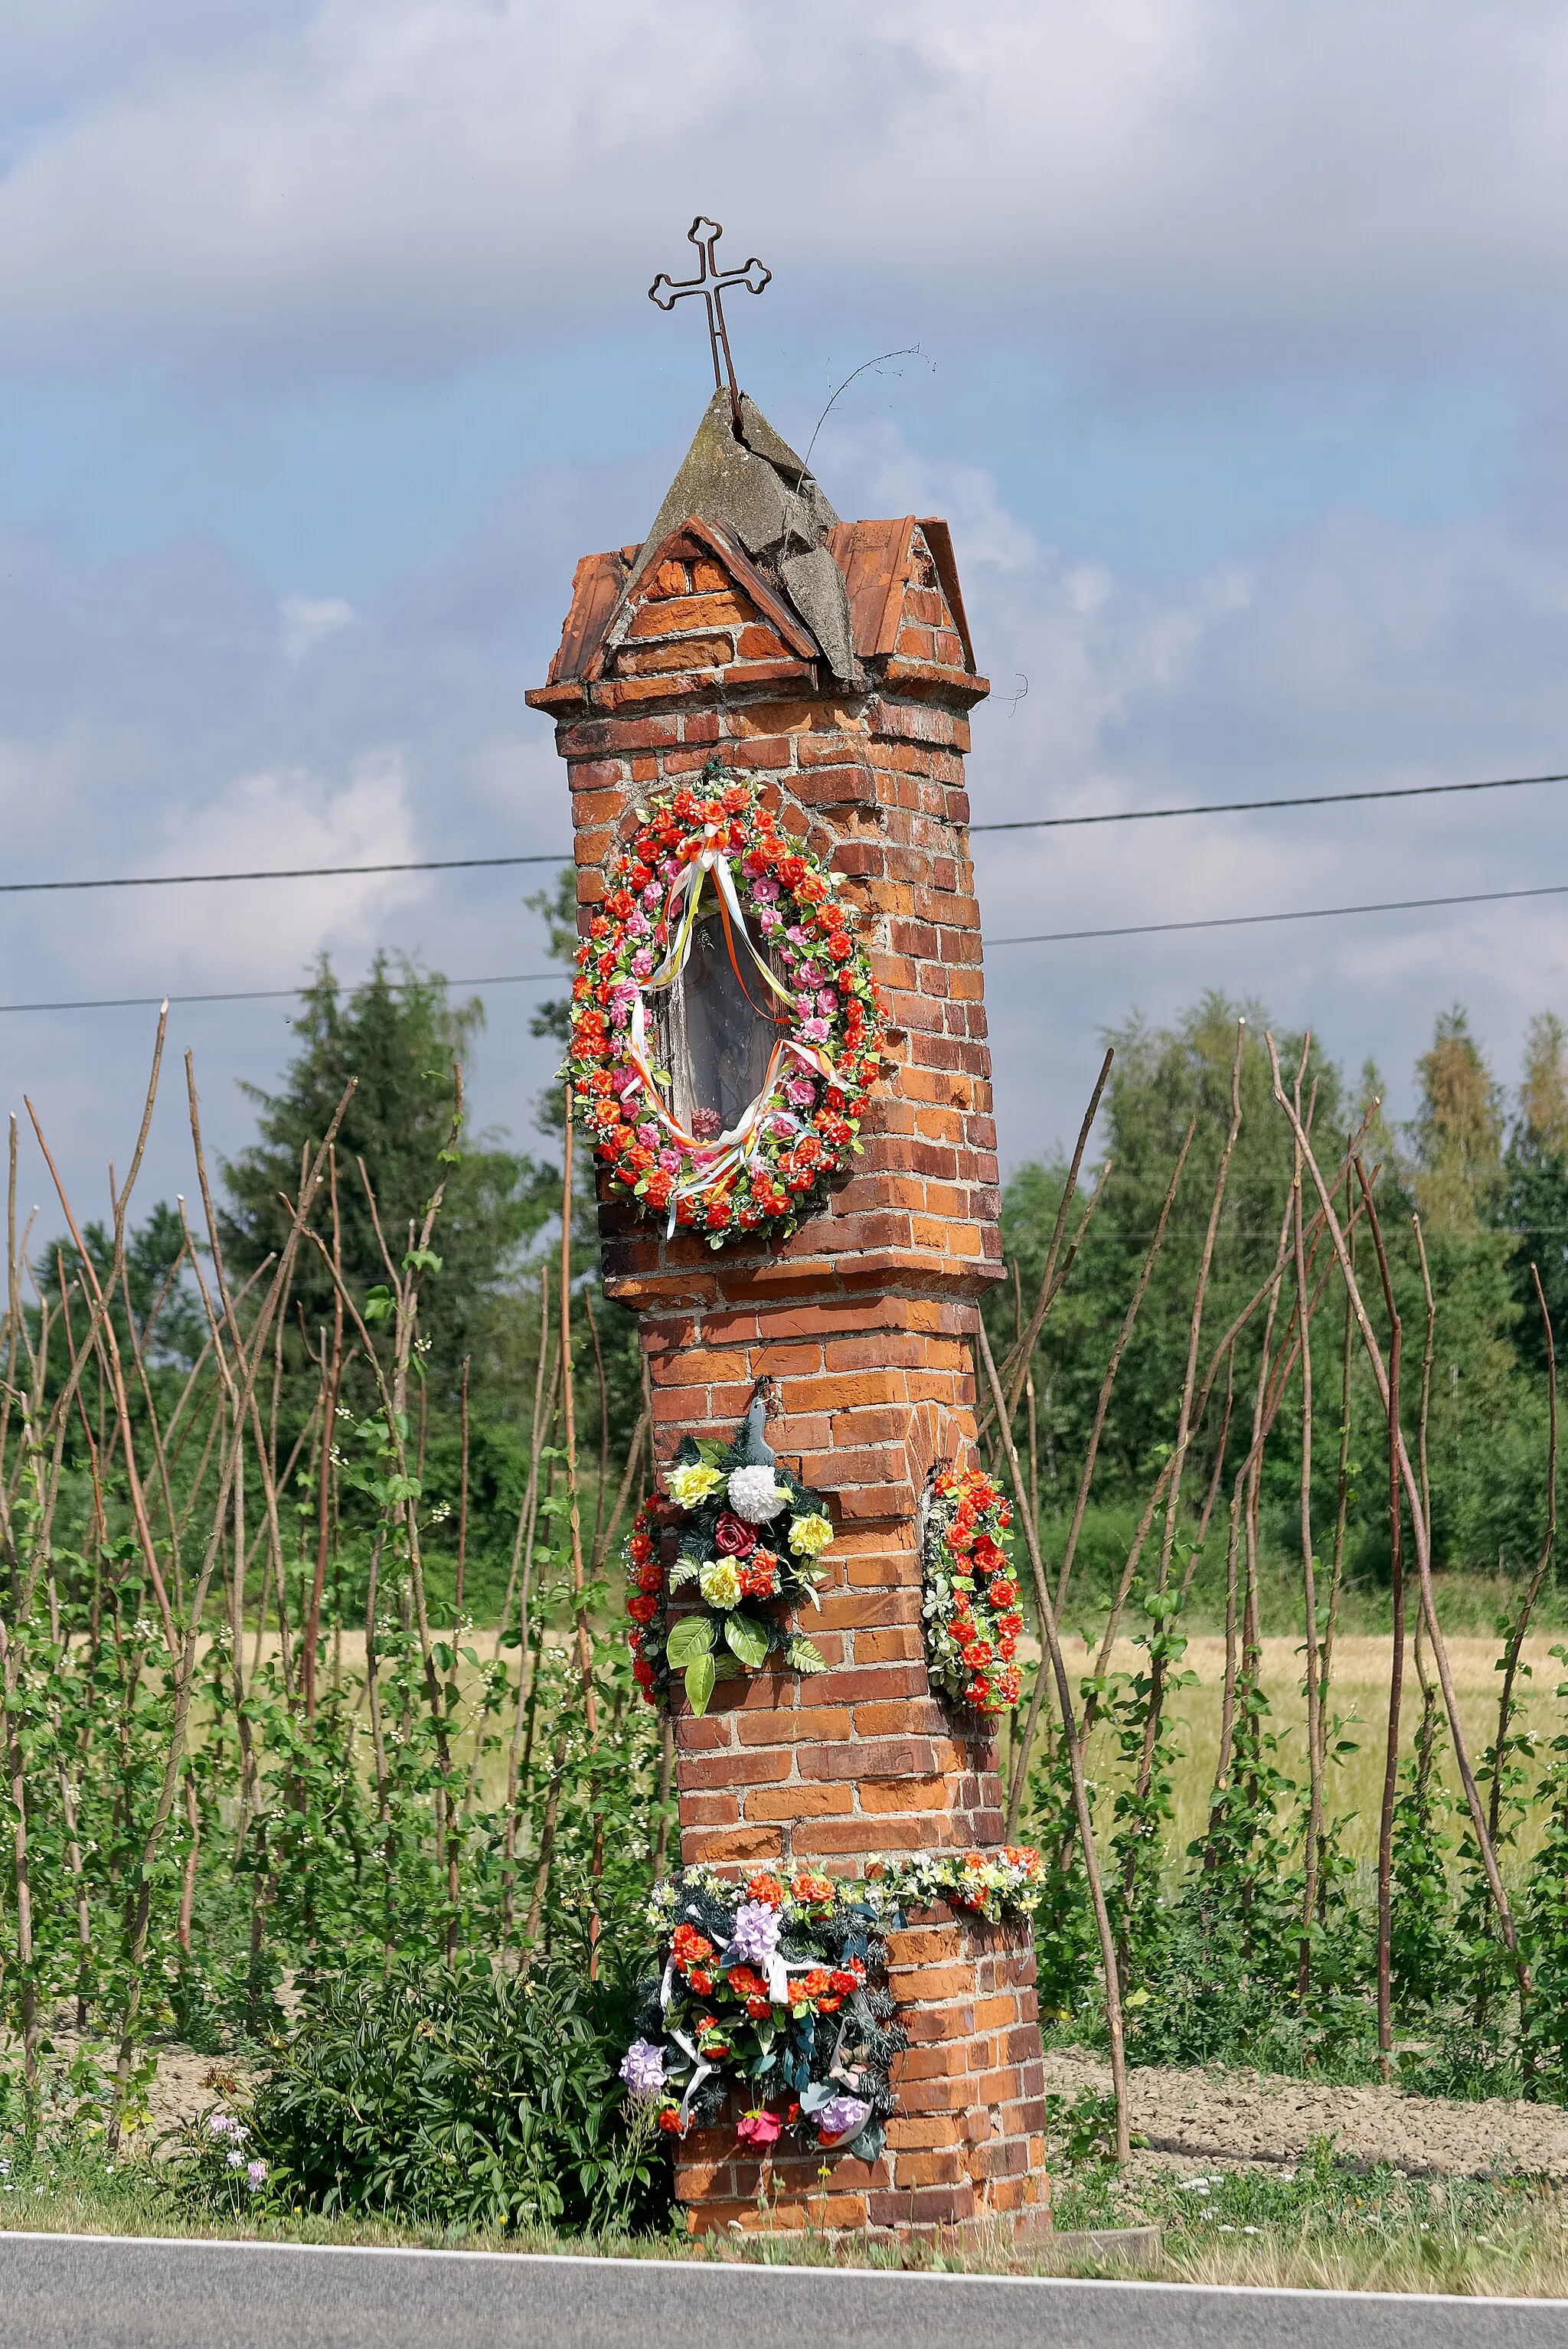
[652, 901, 779, 1141]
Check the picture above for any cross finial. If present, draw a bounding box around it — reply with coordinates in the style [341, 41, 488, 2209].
[648, 216, 772, 433]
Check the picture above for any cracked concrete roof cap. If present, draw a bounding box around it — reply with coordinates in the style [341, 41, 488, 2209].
[619, 388, 860, 682]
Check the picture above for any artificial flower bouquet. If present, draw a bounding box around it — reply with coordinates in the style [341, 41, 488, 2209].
[619, 1867, 906, 2163]
[920, 1463, 1025, 1713]
[624, 1399, 834, 1716]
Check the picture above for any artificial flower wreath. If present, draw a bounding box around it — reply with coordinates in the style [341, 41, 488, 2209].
[623, 1399, 833, 1716]
[920, 1463, 1025, 1714]
[875, 1844, 1046, 1926]
[566, 758, 886, 1248]
[620, 1867, 906, 2161]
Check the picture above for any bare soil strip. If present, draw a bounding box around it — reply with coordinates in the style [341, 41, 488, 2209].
[1044, 2047, 1568, 2179]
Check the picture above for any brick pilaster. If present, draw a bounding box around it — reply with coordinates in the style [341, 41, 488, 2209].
[529, 490, 1047, 2236]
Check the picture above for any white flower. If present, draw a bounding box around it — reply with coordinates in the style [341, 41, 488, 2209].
[727, 1465, 788, 1523]
[227, 2151, 244, 2170]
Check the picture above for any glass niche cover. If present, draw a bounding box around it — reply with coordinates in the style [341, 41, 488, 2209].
[652, 903, 779, 1141]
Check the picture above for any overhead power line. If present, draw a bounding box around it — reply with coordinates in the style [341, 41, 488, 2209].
[0, 972, 557, 1016]
[989, 879, 1568, 947]
[0, 763, 1564, 897]
[0, 852, 566, 897]
[0, 877, 1561, 1015]
[969, 767, 1568, 835]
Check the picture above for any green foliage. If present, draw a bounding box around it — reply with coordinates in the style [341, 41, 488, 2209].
[245, 1960, 669, 2236]
[220, 952, 557, 1404]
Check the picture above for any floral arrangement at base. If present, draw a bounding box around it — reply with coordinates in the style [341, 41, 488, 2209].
[920, 1462, 1024, 1713]
[623, 1397, 835, 1715]
[620, 1867, 906, 2163]
[565, 759, 887, 1250]
[874, 1844, 1046, 1926]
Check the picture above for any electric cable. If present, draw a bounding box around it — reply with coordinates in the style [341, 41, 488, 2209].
[2, 761, 1565, 896]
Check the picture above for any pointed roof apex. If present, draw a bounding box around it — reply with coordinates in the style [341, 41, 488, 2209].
[631, 387, 839, 584]
[616, 390, 860, 684]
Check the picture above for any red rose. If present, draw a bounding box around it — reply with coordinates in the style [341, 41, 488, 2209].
[988, 1576, 1018, 1609]
[827, 932, 854, 962]
[632, 1658, 654, 1688]
[636, 1560, 663, 1593]
[626, 1593, 658, 1624]
[778, 854, 808, 889]
[606, 888, 635, 920]
[714, 1512, 757, 1557]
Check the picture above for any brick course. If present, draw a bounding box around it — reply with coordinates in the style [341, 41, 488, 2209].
[528, 497, 1047, 2238]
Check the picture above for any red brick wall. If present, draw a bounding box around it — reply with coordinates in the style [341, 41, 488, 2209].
[528, 512, 1048, 2236]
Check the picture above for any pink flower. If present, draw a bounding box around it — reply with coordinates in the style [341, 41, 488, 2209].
[785, 1079, 816, 1109]
[794, 994, 815, 1019]
[657, 1148, 682, 1173]
[631, 949, 655, 979]
[816, 988, 839, 1014]
[800, 1018, 829, 1044]
[612, 1067, 641, 1097]
[756, 908, 782, 933]
[658, 858, 679, 879]
[609, 999, 631, 1029]
[626, 910, 650, 939]
[786, 925, 808, 946]
[767, 1112, 798, 1137]
[636, 1121, 660, 1148]
[737, 2109, 783, 2147]
[750, 877, 781, 903]
[640, 882, 662, 908]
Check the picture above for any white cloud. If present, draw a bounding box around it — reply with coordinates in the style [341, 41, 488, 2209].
[279, 593, 355, 664]
[0, 2, 1566, 379]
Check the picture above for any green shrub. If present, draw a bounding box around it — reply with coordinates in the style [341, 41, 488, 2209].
[248, 1957, 671, 2236]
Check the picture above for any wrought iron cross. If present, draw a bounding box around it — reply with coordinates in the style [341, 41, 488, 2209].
[649, 217, 772, 430]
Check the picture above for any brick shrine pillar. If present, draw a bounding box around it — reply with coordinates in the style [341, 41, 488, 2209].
[527, 393, 1049, 2239]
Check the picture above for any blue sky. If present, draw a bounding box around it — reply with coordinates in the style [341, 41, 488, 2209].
[4, 0, 1568, 1230]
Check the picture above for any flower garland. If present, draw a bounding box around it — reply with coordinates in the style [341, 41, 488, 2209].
[620, 1867, 906, 2161]
[623, 1400, 834, 1716]
[875, 1845, 1046, 1926]
[566, 760, 886, 1249]
[920, 1463, 1025, 1713]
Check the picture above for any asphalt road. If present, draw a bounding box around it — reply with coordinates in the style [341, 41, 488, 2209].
[3, 2231, 1566, 2349]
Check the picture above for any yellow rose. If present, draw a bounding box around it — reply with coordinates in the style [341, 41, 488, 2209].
[668, 1462, 724, 1509]
[788, 1511, 834, 1558]
[699, 1560, 742, 1610]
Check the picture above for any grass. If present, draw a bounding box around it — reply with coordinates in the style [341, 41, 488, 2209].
[6, 2136, 1568, 2296]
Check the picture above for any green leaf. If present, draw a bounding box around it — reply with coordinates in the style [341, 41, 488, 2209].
[364, 1284, 394, 1324]
[403, 1247, 443, 1274]
[684, 1653, 717, 1717]
[785, 1634, 826, 1674]
[666, 1616, 716, 1668]
[724, 1612, 771, 1671]
[693, 1438, 730, 1467]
